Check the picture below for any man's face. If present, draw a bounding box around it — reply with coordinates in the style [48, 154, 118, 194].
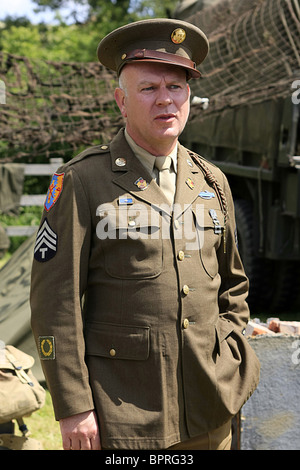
[114, 62, 190, 155]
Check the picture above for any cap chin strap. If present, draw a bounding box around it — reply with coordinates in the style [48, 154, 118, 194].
[119, 48, 201, 79]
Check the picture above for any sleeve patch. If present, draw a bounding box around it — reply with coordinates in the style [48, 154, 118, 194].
[44, 173, 65, 212]
[39, 336, 55, 360]
[34, 218, 57, 262]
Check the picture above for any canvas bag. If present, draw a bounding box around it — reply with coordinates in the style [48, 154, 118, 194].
[0, 345, 46, 424]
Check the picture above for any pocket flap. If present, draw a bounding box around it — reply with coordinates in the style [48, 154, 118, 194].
[193, 207, 224, 227]
[96, 205, 159, 234]
[85, 322, 150, 360]
[216, 318, 235, 343]
[203, 208, 224, 229]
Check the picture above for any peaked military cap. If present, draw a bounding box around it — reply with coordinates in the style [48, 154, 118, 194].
[97, 18, 209, 79]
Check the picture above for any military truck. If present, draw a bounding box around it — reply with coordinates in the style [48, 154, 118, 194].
[174, 0, 300, 312]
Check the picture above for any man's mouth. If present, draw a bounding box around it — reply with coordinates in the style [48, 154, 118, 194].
[155, 113, 176, 121]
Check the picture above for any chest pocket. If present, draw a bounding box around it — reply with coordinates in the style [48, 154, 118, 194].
[195, 208, 224, 279]
[96, 205, 163, 279]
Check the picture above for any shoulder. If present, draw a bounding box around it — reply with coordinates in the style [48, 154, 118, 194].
[181, 145, 232, 222]
[52, 144, 111, 184]
[62, 144, 111, 171]
[181, 144, 225, 183]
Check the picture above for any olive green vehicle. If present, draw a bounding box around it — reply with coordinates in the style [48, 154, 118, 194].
[174, 0, 300, 312]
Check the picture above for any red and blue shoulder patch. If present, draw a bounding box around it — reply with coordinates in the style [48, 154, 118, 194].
[44, 173, 65, 212]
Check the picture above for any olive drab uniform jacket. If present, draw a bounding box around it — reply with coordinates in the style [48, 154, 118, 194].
[30, 128, 260, 450]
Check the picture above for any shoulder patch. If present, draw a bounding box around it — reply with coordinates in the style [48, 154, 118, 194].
[44, 173, 64, 212]
[34, 218, 57, 262]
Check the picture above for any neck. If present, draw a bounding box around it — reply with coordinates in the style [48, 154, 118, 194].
[125, 128, 178, 156]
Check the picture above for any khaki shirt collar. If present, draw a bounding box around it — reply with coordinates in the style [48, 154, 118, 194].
[124, 129, 178, 177]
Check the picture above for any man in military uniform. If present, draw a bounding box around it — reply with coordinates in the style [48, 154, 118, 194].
[30, 18, 260, 450]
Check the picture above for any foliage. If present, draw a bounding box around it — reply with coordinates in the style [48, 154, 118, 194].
[0, 0, 175, 62]
[0, 21, 100, 62]
[0, 0, 175, 257]
[0, 206, 44, 254]
[32, 0, 174, 23]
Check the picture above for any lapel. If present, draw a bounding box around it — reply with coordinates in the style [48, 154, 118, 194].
[110, 129, 172, 216]
[173, 144, 207, 219]
[109, 130, 207, 219]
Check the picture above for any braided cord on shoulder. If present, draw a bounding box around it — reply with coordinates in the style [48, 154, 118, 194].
[188, 151, 228, 252]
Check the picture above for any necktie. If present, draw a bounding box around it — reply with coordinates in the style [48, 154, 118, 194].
[155, 156, 176, 205]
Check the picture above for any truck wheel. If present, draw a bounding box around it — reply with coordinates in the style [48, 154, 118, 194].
[234, 200, 300, 313]
[234, 199, 269, 312]
[267, 260, 300, 313]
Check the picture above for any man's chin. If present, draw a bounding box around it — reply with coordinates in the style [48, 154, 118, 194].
[154, 127, 180, 141]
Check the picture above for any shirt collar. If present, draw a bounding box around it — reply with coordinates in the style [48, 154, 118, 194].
[125, 129, 178, 175]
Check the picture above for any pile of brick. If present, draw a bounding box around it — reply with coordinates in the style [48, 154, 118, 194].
[245, 318, 300, 337]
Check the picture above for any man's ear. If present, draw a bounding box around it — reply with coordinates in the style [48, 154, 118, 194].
[114, 88, 127, 118]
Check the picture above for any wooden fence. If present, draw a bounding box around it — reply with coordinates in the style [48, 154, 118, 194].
[4, 159, 63, 237]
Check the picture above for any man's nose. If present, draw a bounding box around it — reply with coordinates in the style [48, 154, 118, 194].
[156, 87, 173, 106]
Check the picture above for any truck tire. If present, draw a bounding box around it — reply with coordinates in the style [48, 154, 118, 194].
[234, 200, 300, 313]
[267, 260, 300, 313]
[234, 199, 268, 312]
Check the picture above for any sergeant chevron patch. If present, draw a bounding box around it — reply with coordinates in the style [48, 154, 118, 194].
[34, 218, 58, 262]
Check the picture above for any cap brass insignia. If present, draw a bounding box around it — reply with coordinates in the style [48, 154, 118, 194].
[171, 28, 186, 44]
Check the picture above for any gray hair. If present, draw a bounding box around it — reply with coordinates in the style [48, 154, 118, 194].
[118, 70, 127, 95]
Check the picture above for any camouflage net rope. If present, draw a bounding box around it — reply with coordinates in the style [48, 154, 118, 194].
[0, 54, 123, 162]
[0, 0, 299, 160]
[188, 0, 300, 119]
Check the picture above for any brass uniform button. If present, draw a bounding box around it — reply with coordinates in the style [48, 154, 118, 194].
[178, 250, 185, 261]
[109, 348, 116, 357]
[183, 319, 190, 329]
[182, 285, 190, 295]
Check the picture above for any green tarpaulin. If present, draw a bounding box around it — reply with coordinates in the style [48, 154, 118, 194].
[0, 235, 44, 382]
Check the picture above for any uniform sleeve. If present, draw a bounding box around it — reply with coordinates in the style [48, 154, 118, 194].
[217, 174, 250, 333]
[30, 166, 94, 420]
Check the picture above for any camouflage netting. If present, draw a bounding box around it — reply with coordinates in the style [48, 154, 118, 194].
[0, 0, 299, 160]
[187, 0, 300, 119]
[0, 55, 124, 162]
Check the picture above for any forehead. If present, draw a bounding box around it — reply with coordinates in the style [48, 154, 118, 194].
[121, 62, 188, 83]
